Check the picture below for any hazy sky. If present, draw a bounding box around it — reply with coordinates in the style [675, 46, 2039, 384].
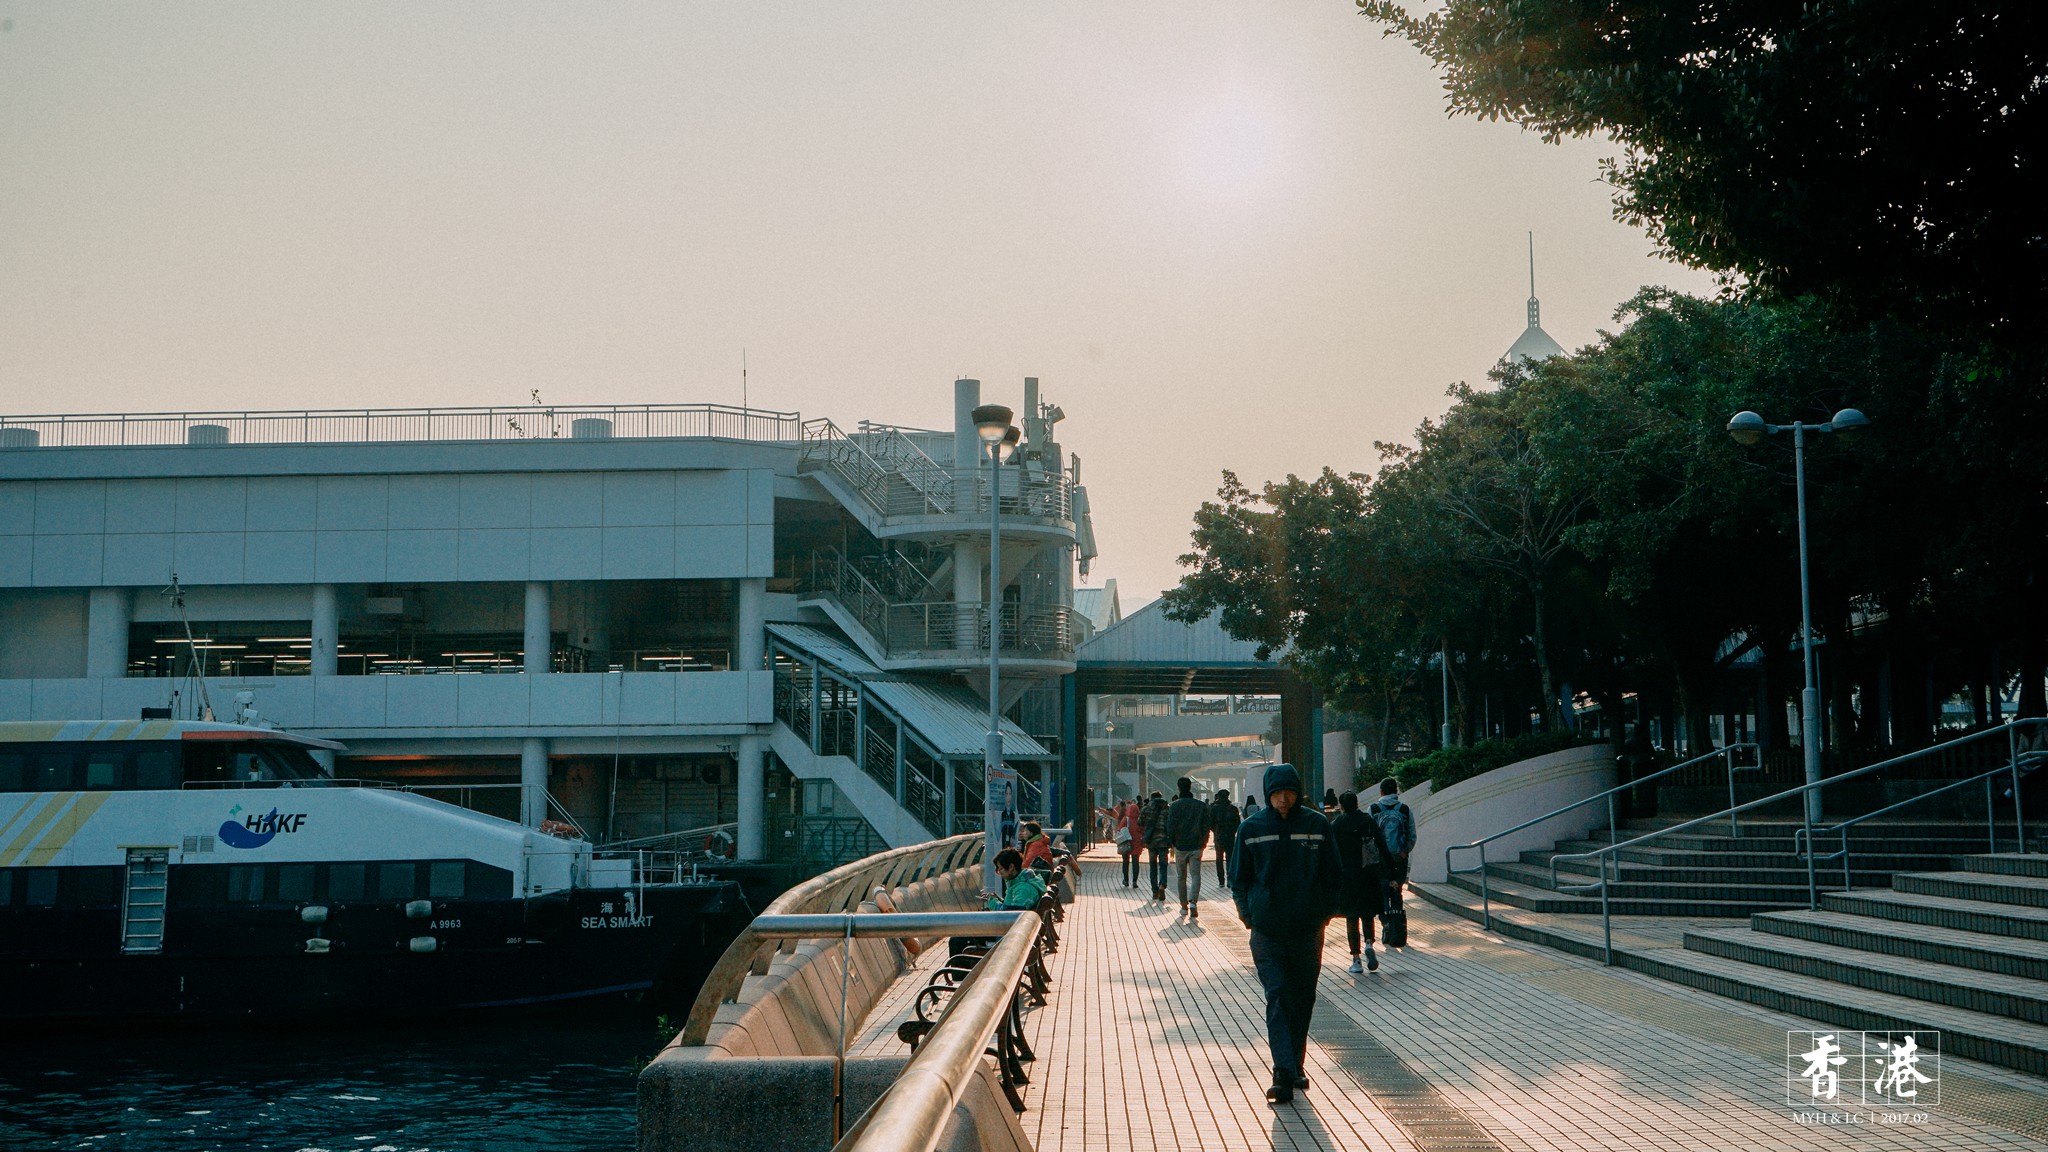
[0, 3, 1716, 606]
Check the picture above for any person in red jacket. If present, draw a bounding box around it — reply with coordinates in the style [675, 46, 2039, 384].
[1116, 798, 1144, 887]
[1018, 821, 1055, 871]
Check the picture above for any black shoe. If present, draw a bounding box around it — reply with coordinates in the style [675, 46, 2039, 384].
[1294, 1073, 1311, 1091]
[1266, 1080, 1293, 1105]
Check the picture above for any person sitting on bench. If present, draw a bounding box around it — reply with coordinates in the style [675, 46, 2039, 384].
[987, 848, 1049, 910]
[1018, 821, 1056, 872]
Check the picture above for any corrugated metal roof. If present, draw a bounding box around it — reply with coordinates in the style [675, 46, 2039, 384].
[1073, 580, 1121, 633]
[765, 623, 1050, 759]
[1074, 599, 1275, 667]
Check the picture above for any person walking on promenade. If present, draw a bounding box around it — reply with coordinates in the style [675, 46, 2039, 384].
[1165, 777, 1211, 918]
[1329, 791, 1391, 973]
[1367, 777, 1418, 900]
[1140, 791, 1172, 902]
[1116, 798, 1143, 888]
[1209, 789, 1241, 888]
[1230, 763, 1339, 1105]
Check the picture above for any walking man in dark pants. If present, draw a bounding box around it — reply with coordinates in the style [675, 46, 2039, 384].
[1229, 763, 1340, 1105]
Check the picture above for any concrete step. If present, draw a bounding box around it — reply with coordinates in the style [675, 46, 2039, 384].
[1685, 926, 2048, 1024]
[1821, 888, 2048, 943]
[1956, 853, 2048, 879]
[1445, 870, 1801, 918]
[1483, 860, 1825, 904]
[1520, 852, 1900, 889]
[1895, 870, 2048, 909]
[1583, 828, 2000, 855]
[1412, 880, 2048, 1077]
[1538, 839, 1958, 873]
[1752, 908, 2048, 982]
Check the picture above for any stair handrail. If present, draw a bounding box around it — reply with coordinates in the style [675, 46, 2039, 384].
[1445, 741, 1759, 931]
[799, 418, 896, 518]
[1545, 717, 2043, 966]
[1794, 720, 2047, 899]
[856, 425, 955, 514]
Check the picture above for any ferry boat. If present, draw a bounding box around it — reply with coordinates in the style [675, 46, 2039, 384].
[0, 720, 753, 1021]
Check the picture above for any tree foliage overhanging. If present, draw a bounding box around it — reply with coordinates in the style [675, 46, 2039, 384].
[1164, 291, 2048, 765]
[1356, 1, 2048, 338]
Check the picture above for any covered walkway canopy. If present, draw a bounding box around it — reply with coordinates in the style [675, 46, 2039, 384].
[1058, 599, 1322, 842]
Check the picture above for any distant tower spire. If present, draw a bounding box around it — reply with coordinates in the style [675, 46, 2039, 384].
[1501, 231, 1566, 367]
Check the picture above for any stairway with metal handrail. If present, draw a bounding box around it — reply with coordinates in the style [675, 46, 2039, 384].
[1444, 742, 1761, 931]
[1546, 718, 2043, 965]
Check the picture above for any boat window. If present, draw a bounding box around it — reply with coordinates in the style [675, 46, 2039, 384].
[225, 865, 265, 902]
[133, 750, 179, 790]
[84, 753, 120, 789]
[258, 745, 330, 782]
[327, 863, 366, 901]
[377, 862, 417, 901]
[29, 750, 75, 791]
[428, 861, 465, 899]
[0, 754, 22, 792]
[0, 870, 12, 904]
[276, 864, 315, 902]
[24, 868, 57, 906]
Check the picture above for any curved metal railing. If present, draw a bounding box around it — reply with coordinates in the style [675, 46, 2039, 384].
[1545, 718, 2041, 964]
[830, 910, 1042, 1152]
[1446, 742, 1758, 930]
[676, 833, 985, 1047]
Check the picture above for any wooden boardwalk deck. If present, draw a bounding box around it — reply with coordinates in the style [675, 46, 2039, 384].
[854, 846, 2048, 1151]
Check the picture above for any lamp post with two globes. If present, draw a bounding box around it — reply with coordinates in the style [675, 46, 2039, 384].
[972, 404, 1021, 888]
[1727, 407, 1868, 823]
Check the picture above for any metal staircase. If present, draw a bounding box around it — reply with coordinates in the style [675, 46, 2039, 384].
[120, 848, 170, 954]
[798, 419, 954, 518]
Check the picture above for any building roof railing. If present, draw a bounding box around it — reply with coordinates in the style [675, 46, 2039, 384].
[0, 403, 803, 450]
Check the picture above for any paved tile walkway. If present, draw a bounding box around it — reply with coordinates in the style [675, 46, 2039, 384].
[855, 847, 2048, 1151]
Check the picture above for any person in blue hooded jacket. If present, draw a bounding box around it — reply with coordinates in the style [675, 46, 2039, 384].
[1229, 763, 1340, 1105]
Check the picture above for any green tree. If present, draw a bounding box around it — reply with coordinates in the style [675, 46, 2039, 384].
[1357, 1, 2048, 335]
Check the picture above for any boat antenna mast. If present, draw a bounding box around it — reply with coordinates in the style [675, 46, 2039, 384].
[160, 572, 214, 721]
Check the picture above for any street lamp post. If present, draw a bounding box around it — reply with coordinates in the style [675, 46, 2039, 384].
[972, 404, 1019, 890]
[1728, 407, 1868, 823]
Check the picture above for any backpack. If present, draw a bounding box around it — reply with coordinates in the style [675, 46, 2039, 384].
[1372, 799, 1415, 856]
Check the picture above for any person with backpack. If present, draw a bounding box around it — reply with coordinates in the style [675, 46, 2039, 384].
[1229, 763, 1340, 1105]
[1368, 777, 1418, 946]
[1165, 776, 1211, 917]
[1328, 791, 1391, 972]
[1208, 789, 1241, 888]
[1139, 791, 1173, 901]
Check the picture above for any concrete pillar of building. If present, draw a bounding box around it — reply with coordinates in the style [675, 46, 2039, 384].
[520, 737, 550, 827]
[85, 587, 132, 679]
[953, 377, 981, 500]
[953, 542, 982, 650]
[310, 584, 339, 677]
[524, 581, 552, 674]
[736, 734, 766, 861]
[735, 577, 767, 672]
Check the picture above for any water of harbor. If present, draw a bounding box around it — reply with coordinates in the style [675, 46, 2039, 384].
[0, 1013, 665, 1152]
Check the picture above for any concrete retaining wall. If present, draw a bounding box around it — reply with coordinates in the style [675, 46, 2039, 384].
[1406, 743, 1616, 884]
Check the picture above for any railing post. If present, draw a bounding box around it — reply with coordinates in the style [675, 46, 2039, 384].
[2014, 722, 2030, 853]
[1986, 776, 1998, 854]
[1478, 846, 1491, 931]
[1727, 747, 1739, 838]
[1801, 819, 1818, 910]
[1599, 870, 1612, 966]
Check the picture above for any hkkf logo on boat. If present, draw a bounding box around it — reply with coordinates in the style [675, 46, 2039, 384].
[217, 804, 309, 849]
